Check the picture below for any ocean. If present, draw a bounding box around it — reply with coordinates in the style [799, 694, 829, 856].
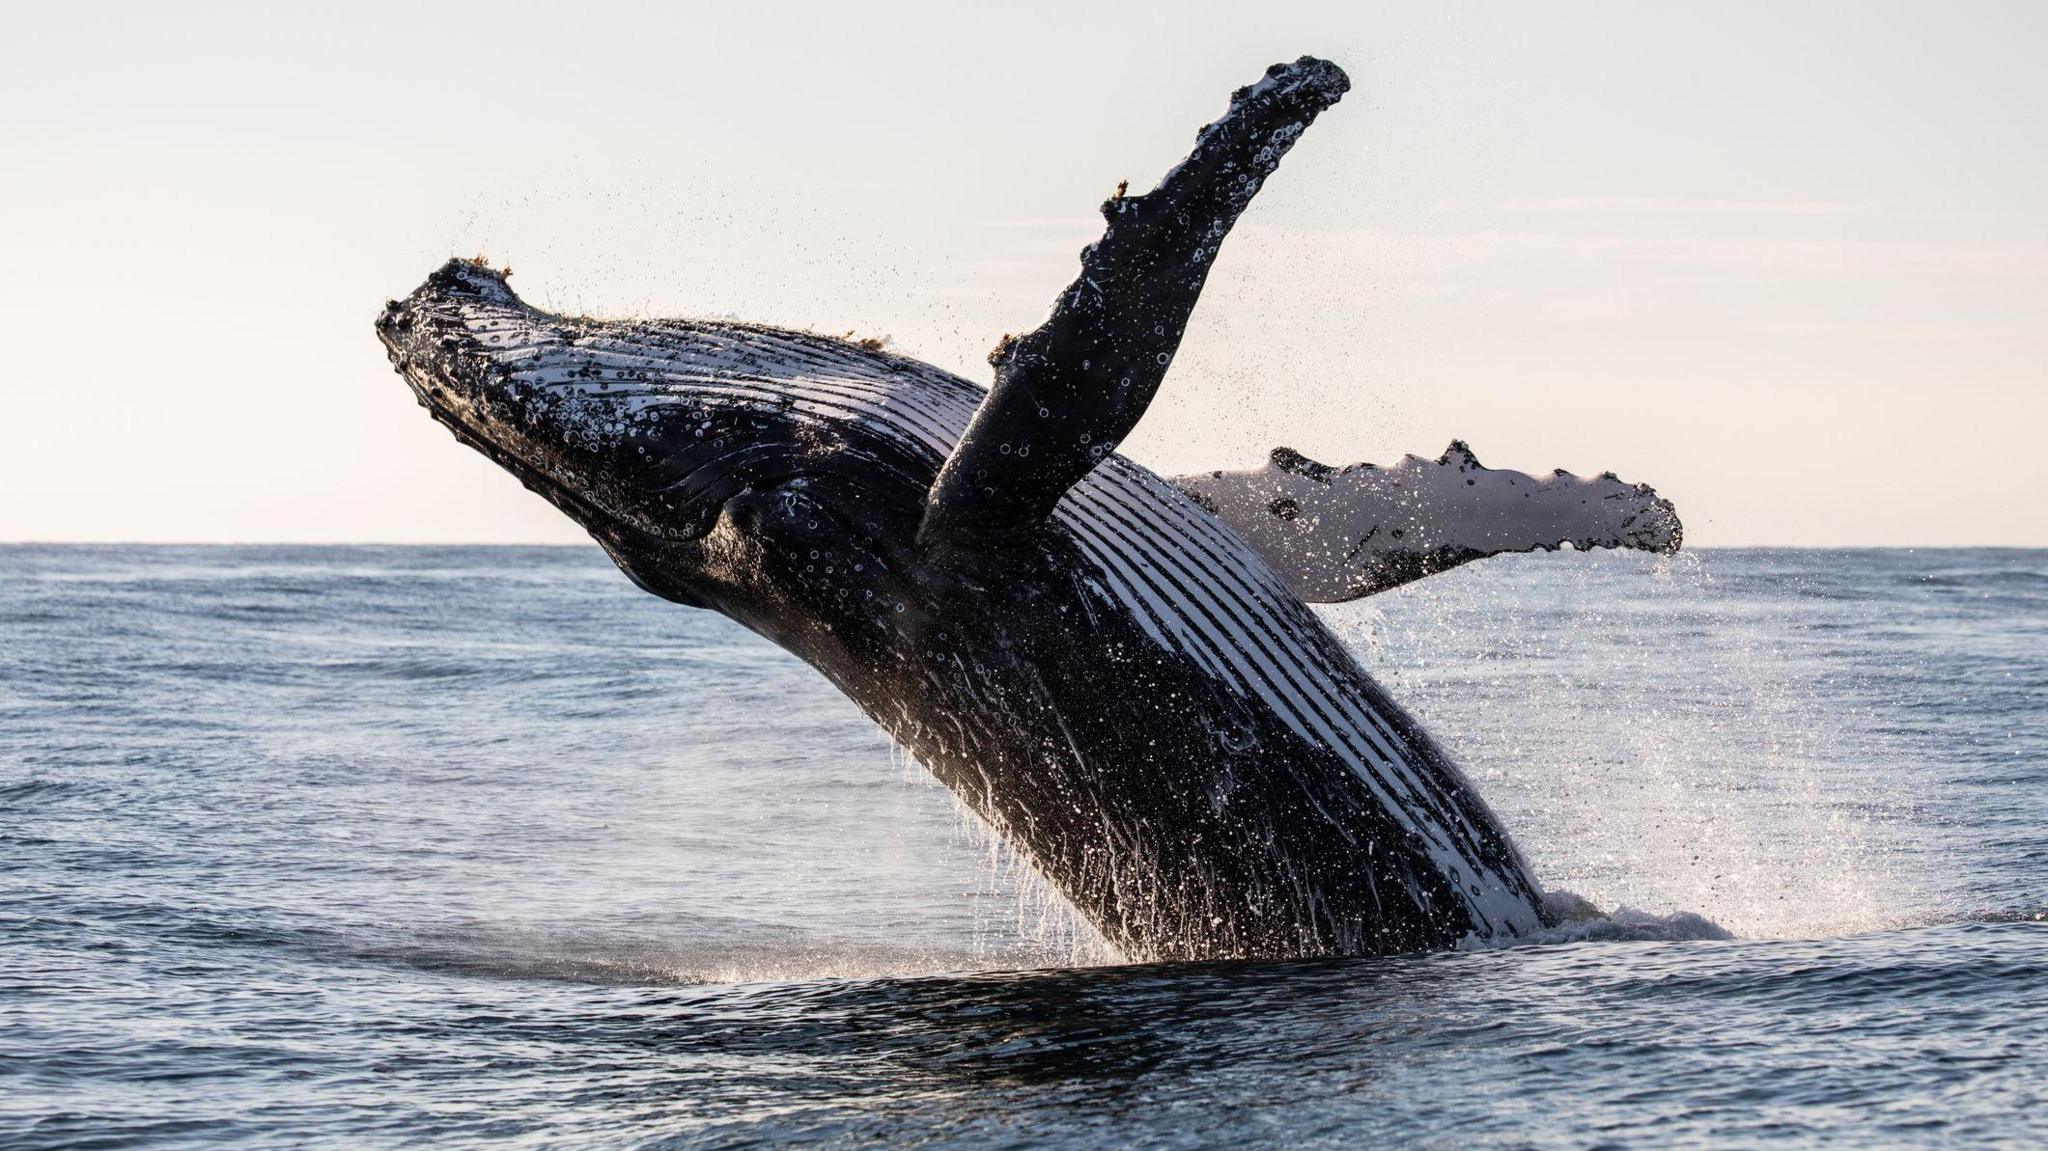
[3, 544, 2043, 1148]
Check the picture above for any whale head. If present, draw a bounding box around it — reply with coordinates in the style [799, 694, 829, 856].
[376, 259, 941, 636]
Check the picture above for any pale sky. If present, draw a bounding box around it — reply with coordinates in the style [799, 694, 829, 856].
[4, 1, 2043, 546]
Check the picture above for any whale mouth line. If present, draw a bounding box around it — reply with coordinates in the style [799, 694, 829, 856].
[405, 378, 665, 547]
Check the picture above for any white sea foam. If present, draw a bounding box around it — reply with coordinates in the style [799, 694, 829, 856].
[1457, 891, 1734, 950]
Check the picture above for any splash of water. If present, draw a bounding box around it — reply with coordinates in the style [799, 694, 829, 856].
[1328, 549, 1920, 941]
[885, 740, 1119, 969]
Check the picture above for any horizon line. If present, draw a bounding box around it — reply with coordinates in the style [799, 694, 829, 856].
[2, 540, 2042, 552]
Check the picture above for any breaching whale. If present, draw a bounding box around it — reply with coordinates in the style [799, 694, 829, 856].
[377, 58, 1680, 960]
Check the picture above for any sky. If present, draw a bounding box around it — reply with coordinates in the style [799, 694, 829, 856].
[3, 1, 2043, 546]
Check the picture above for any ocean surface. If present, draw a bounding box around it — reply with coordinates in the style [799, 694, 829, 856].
[3, 544, 2043, 1149]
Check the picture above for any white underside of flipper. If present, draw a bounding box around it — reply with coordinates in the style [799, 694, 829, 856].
[1173, 441, 1681, 602]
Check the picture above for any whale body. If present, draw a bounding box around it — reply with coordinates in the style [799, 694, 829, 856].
[377, 58, 1678, 959]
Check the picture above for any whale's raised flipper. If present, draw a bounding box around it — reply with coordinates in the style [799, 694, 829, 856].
[1173, 441, 1682, 601]
[918, 58, 1351, 547]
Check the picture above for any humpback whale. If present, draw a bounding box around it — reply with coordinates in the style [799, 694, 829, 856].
[377, 58, 1680, 960]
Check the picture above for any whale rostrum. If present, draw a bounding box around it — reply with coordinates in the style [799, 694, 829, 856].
[377, 57, 1682, 960]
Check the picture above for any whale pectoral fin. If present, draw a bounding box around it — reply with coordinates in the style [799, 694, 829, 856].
[1172, 441, 1683, 601]
[917, 58, 1352, 547]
